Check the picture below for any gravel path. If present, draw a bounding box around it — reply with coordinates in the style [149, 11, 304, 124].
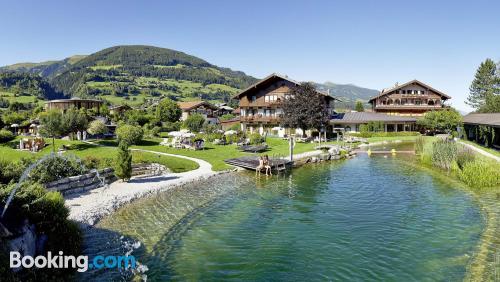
[65, 149, 217, 226]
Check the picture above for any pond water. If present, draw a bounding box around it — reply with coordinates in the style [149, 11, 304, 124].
[82, 143, 498, 281]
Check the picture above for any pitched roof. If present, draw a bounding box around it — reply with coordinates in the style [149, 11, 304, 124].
[330, 112, 417, 124]
[368, 79, 451, 102]
[232, 73, 338, 100]
[463, 113, 500, 127]
[177, 101, 218, 111]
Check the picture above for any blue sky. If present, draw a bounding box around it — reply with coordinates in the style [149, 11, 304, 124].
[1, 0, 499, 112]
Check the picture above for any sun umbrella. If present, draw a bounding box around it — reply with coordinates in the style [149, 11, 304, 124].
[271, 126, 282, 131]
[224, 130, 237, 135]
[10, 124, 19, 128]
[182, 132, 196, 138]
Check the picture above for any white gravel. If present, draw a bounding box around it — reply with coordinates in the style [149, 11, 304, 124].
[65, 149, 217, 226]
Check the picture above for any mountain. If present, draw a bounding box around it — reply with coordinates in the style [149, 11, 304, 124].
[0, 55, 86, 78]
[314, 82, 379, 109]
[0, 45, 380, 108]
[1, 45, 258, 106]
[49, 45, 258, 105]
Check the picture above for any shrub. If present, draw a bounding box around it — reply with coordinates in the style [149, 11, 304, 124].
[249, 132, 265, 144]
[87, 119, 108, 136]
[183, 113, 205, 133]
[116, 124, 144, 145]
[28, 154, 86, 184]
[0, 129, 14, 143]
[162, 121, 181, 132]
[0, 182, 81, 280]
[459, 160, 500, 188]
[115, 141, 132, 181]
[456, 147, 475, 170]
[0, 158, 33, 185]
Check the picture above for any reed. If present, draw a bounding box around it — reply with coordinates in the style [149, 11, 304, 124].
[431, 140, 457, 171]
[458, 159, 500, 189]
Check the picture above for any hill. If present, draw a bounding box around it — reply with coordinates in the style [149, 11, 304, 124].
[0, 55, 86, 78]
[0, 45, 381, 108]
[0, 72, 65, 107]
[314, 82, 379, 109]
[49, 45, 258, 106]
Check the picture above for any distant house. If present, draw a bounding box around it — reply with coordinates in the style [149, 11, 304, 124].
[177, 101, 219, 124]
[215, 103, 235, 116]
[45, 97, 103, 114]
[330, 112, 417, 132]
[233, 73, 337, 137]
[368, 80, 451, 116]
[463, 113, 500, 148]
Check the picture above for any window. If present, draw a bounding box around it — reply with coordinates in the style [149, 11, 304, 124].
[251, 96, 256, 102]
[396, 90, 400, 94]
[265, 96, 269, 102]
[401, 90, 405, 94]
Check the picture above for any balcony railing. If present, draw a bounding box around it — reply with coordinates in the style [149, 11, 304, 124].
[375, 104, 442, 108]
[240, 115, 281, 123]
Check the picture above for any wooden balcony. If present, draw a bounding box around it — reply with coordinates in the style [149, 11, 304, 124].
[240, 100, 283, 108]
[374, 104, 443, 110]
[240, 115, 281, 123]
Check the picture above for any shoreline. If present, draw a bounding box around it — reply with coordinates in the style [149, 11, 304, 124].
[65, 148, 327, 227]
[65, 149, 219, 227]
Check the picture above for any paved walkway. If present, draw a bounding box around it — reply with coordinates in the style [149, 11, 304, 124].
[65, 149, 216, 226]
[458, 141, 500, 162]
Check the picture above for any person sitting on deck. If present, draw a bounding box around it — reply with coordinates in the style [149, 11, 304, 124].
[264, 155, 272, 176]
[256, 156, 265, 175]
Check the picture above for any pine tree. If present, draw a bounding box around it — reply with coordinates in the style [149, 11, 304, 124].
[467, 59, 499, 110]
[115, 141, 132, 181]
[355, 101, 365, 112]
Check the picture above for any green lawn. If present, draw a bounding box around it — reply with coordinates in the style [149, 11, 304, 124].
[127, 137, 342, 171]
[0, 137, 199, 173]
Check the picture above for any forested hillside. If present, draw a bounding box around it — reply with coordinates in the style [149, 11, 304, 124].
[0, 45, 381, 108]
[314, 82, 379, 109]
[49, 45, 258, 105]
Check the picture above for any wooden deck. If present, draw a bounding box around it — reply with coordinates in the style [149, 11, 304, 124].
[224, 156, 291, 171]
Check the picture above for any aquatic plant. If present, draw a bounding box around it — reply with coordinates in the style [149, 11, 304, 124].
[431, 140, 458, 171]
[458, 160, 500, 188]
[414, 136, 425, 155]
[455, 147, 476, 170]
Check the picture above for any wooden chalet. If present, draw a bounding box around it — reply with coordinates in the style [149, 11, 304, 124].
[233, 73, 338, 137]
[177, 101, 219, 125]
[369, 80, 451, 116]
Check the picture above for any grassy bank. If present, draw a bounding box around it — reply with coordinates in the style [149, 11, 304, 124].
[417, 137, 500, 190]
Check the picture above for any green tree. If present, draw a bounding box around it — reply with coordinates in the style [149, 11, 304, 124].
[116, 124, 144, 145]
[63, 107, 88, 139]
[115, 141, 132, 181]
[354, 101, 365, 112]
[479, 94, 500, 113]
[417, 109, 462, 133]
[39, 110, 68, 152]
[156, 98, 182, 123]
[87, 119, 109, 136]
[183, 113, 205, 132]
[467, 59, 499, 110]
[281, 83, 330, 136]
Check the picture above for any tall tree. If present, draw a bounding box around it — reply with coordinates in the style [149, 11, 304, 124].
[115, 141, 132, 181]
[39, 110, 68, 152]
[156, 98, 182, 123]
[281, 83, 330, 136]
[355, 100, 365, 112]
[467, 59, 499, 110]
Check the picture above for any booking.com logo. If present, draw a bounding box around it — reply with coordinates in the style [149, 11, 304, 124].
[10, 251, 136, 272]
